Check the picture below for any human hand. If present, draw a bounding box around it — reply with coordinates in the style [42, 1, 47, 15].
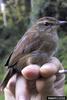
[4, 57, 65, 100]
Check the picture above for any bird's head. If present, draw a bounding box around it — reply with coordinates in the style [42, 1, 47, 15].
[36, 17, 67, 33]
[35, 17, 67, 56]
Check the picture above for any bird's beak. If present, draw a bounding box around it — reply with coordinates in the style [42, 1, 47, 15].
[58, 21, 67, 25]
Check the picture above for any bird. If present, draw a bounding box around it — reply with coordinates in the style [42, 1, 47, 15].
[0, 16, 66, 90]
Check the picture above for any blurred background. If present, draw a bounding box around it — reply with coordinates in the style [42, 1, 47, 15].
[0, 0, 67, 99]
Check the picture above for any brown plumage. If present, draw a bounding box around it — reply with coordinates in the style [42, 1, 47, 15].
[0, 17, 60, 90]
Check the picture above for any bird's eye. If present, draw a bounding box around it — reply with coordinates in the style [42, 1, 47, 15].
[45, 22, 53, 26]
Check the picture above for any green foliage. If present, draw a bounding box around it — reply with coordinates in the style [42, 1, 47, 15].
[64, 84, 67, 96]
[0, 0, 30, 60]
[0, 94, 4, 100]
[0, 0, 31, 84]
[31, 0, 46, 24]
[57, 36, 67, 67]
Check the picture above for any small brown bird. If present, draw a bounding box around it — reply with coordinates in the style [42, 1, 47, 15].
[0, 17, 67, 90]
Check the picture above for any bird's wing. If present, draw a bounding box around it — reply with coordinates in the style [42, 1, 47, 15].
[5, 29, 41, 67]
[5, 52, 13, 66]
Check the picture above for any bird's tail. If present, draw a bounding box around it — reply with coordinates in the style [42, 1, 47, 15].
[0, 68, 16, 92]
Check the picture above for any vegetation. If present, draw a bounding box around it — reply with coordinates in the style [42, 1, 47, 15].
[0, 0, 67, 99]
[0, 95, 4, 100]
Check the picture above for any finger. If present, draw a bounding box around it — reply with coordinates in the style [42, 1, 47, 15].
[40, 57, 61, 78]
[21, 64, 40, 80]
[36, 75, 56, 93]
[4, 88, 15, 100]
[16, 75, 30, 100]
[6, 74, 16, 96]
[4, 74, 16, 100]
